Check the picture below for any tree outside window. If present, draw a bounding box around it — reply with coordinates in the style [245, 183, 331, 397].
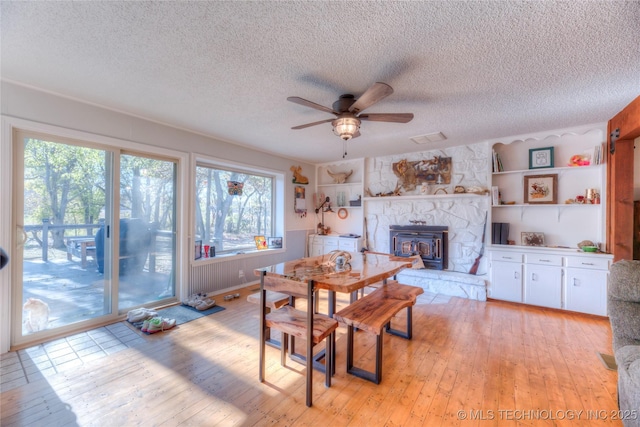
[195, 164, 273, 254]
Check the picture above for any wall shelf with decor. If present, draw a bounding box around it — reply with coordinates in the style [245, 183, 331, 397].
[489, 125, 606, 250]
[315, 158, 364, 235]
[487, 125, 610, 314]
[363, 193, 487, 202]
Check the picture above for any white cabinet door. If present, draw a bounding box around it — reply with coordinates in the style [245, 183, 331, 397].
[309, 243, 324, 257]
[565, 268, 607, 316]
[338, 238, 361, 252]
[490, 260, 523, 302]
[323, 237, 339, 252]
[524, 264, 562, 309]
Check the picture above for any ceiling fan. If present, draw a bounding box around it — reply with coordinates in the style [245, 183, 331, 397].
[287, 82, 414, 146]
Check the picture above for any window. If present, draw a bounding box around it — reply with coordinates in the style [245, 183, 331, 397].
[195, 163, 274, 254]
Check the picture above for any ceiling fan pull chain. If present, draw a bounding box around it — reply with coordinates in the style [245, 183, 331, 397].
[342, 140, 347, 158]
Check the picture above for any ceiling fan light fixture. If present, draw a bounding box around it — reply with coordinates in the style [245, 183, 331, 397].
[332, 117, 361, 141]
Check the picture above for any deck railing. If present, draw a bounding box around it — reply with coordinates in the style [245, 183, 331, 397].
[24, 219, 174, 273]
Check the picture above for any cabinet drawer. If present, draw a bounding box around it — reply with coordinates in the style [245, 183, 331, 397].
[565, 256, 610, 270]
[490, 251, 523, 263]
[338, 238, 358, 252]
[323, 237, 339, 249]
[525, 253, 563, 267]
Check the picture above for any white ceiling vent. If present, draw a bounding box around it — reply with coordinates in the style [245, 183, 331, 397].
[410, 132, 447, 144]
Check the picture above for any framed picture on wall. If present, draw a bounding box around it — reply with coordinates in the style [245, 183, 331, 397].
[529, 147, 554, 169]
[523, 174, 558, 204]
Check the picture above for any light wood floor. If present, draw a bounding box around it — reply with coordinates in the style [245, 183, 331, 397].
[1, 287, 620, 426]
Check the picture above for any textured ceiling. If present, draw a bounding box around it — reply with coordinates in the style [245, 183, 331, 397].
[2, 1, 639, 163]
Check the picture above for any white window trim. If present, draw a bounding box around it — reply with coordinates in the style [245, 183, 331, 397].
[190, 153, 285, 263]
[0, 115, 190, 353]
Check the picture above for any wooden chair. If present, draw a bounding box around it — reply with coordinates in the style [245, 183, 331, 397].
[258, 272, 338, 407]
[247, 291, 290, 348]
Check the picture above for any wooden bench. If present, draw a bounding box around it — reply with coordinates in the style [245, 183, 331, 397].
[247, 291, 290, 348]
[334, 281, 424, 384]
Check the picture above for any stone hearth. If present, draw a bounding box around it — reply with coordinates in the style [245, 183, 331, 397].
[395, 268, 487, 301]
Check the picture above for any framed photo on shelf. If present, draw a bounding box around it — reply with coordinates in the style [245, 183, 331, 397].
[267, 237, 282, 248]
[521, 232, 545, 247]
[523, 174, 558, 204]
[254, 235, 268, 250]
[529, 147, 554, 169]
[194, 240, 202, 260]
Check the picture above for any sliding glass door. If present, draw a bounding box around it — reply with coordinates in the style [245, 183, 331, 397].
[13, 131, 177, 345]
[117, 153, 176, 309]
[15, 132, 113, 338]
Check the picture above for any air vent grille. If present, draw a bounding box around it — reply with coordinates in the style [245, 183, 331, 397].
[410, 132, 447, 144]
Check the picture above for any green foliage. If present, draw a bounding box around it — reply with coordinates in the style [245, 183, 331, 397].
[23, 138, 176, 239]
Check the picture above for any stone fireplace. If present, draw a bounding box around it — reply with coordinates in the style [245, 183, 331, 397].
[362, 142, 490, 301]
[389, 224, 448, 270]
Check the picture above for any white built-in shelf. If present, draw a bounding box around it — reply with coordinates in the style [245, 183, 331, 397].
[364, 193, 488, 202]
[493, 203, 600, 208]
[318, 182, 361, 188]
[492, 164, 603, 176]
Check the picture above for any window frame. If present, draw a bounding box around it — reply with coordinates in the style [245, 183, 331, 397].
[192, 155, 285, 260]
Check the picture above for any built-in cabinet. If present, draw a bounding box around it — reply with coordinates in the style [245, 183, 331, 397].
[308, 234, 363, 256]
[489, 246, 612, 315]
[564, 255, 610, 315]
[487, 126, 611, 316]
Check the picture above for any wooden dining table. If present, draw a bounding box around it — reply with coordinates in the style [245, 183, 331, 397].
[254, 251, 413, 372]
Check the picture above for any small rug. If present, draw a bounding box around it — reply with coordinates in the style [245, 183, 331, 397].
[598, 352, 617, 371]
[157, 304, 225, 325]
[126, 304, 226, 333]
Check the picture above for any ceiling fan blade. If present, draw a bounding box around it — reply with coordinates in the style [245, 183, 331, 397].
[348, 82, 394, 114]
[358, 113, 414, 123]
[291, 118, 334, 130]
[287, 96, 337, 115]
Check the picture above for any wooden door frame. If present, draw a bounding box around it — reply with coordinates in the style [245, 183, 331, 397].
[607, 95, 640, 261]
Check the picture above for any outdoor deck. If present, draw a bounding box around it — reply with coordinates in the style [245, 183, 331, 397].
[22, 245, 174, 334]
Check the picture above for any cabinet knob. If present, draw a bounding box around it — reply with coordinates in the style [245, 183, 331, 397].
[573, 278, 580, 286]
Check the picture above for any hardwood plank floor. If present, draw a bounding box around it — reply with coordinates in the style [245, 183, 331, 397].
[1, 288, 620, 426]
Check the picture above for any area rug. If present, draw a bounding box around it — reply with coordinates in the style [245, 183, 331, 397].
[597, 352, 617, 371]
[157, 304, 225, 325]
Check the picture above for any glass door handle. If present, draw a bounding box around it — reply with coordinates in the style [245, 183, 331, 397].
[16, 225, 27, 247]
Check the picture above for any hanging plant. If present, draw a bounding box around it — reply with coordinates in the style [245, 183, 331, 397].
[227, 180, 244, 196]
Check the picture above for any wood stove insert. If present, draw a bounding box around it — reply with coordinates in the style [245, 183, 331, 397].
[389, 225, 448, 270]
